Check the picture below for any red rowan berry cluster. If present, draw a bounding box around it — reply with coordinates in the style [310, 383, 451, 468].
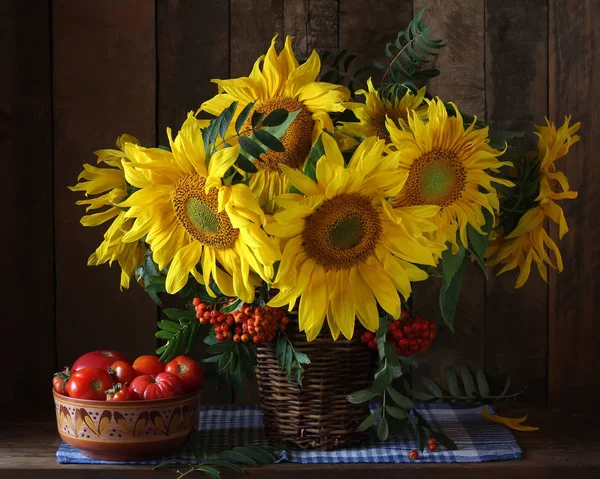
[361, 311, 437, 356]
[193, 298, 289, 345]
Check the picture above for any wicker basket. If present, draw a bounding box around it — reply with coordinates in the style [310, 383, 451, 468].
[255, 321, 375, 450]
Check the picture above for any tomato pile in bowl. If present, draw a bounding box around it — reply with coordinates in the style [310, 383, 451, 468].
[52, 350, 203, 461]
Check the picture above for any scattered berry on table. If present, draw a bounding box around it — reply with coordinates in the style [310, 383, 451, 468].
[408, 450, 419, 460]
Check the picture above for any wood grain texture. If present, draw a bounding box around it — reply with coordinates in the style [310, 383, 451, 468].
[284, 0, 338, 58]
[411, 0, 486, 385]
[3, 405, 600, 477]
[1, 0, 55, 413]
[339, 0, 412, 87]
[548, 0, 600, 405]
[157, 0, 230, 142]
[230, 0, 284, 77]
[53, 1, 157, 367]
[484, 0, 549, 401]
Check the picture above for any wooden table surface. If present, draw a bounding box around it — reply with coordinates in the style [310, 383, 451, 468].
[1, 405, 598, 478]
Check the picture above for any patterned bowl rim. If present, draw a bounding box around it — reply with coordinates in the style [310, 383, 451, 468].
[53, 388, 200, 408]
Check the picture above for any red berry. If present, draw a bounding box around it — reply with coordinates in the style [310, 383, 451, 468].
[367, 339, 377, 349]
[193, 298, 201, 307]
[428, 437, 437, 446]
[408, 450, 419, 460]
[401, 310, 409, 320]
[361, 331, 374, 343]
[216, 333, 224, 341]
[428, 443, 438, 452]
[403, 324, 412, 335]
[393, 330, 404, 340]
[389, 321, 398, 332]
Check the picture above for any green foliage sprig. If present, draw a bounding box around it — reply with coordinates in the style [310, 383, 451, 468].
[155, 307, 209, 363]
[155, 431, 280, 478]
[275, 328, 311, 386]
[409, 366, 523, 404]
[347, 315, 454, 450]
[200, 99, 298, 183]
[375, 7, 447, 96]
[318, 48, 372, 96]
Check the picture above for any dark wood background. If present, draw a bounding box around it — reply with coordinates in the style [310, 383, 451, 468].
[2, 0, 598, 417]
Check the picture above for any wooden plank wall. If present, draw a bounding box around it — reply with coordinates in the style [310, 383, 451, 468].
[3, 0, 599, 415]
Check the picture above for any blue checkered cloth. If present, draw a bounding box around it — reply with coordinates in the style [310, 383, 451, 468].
[57, 404, 522, 464]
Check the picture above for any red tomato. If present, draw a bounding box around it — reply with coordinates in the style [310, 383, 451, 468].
[106, 384, 132, 402]
[132, 355, 165, 376]
[129, 373, 185, 400]
[65, 367, 113, 400]
[109, 361, 137, 384]
[165, 355, 204, 392]
[72, 350, 129, 371]
[52, 368, 71, 395]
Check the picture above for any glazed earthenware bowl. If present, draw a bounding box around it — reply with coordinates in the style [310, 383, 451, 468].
[53, 389, 199, 461]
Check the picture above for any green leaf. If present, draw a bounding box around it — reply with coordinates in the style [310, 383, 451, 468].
[253, 129, 285, 152]
[439, 246, 468, 331]
[357, 408, 381, 432]
[301, 135, 324, 182]
[386, 386, 415, 409]
[263, 109, 300, 139]
[235, 100, 257, 133]
[251, 111, 266, 128]
[347, 388, 377, 404]
[196, 465, 220, 479]
[238, 136, 265, 160]
[218, 352, 232, 372]
[207, 341, 235, 354]
[217, 101, 237, 142]
[488, 129, 524, 151]
[446, 368, 461, 397]
[232, 446, 277, 465]
[157, 320, 180, 333]
[409, 390, 435, 402]
[417, 424, 426, 452]
[385, 405, 409, 420]
[220, 298, 243, 313]
[261, 108, 289, 127]
[476, 369, 490, 398]
[433, 430, 458, 450]
[460, 366, 476, 397]
[467, 209, 493, 278]
[423, 377, 443, 398]
[235, 153, 259, 173]
[373, 366, 392, 395]
[163, 308, 195, 322]
[217, 450, 257, 466]
[155, 330, 175, 340]
[294, 351, 311, 365]
[377, 416, 389, 441]
[205, 460, 245, 473]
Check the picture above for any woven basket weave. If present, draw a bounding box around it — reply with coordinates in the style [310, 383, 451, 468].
[255, 321, 375, 450]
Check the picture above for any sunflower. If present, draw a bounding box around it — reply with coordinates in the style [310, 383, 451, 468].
[69, 134, 146, 290]
[486, 117, 580, 287]
[338, 79, 427, 145]
[119, 113, 279, 301]
[266, 134, 445, 341]
[388, 98, 513, 253]
[201, 36, 350, 213]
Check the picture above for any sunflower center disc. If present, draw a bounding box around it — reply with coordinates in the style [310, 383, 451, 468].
[404, 149, 467, 208]
[243, 97, 313, 172]
[303, 194, 382, 270]
[171, 174, 239, 249]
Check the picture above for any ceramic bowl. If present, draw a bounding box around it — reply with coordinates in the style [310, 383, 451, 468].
[53, 389, 199, 461]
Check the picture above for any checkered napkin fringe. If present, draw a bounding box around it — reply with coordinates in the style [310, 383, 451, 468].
[56, 404, 522, 465]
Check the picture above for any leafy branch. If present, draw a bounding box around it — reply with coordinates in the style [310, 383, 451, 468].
[318, 48, 372, 96]
[201, 100, 300, 184]
[155, 307, 209, 363]
[275, 328, 311, 386]
[155, 433, 280, 479]
[408, 366, 524, 404]
[202, 334, 257, 396]
[374, 7, 447, 88]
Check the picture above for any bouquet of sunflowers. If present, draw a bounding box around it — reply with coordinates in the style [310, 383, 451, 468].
[70, 10, 580, 449]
